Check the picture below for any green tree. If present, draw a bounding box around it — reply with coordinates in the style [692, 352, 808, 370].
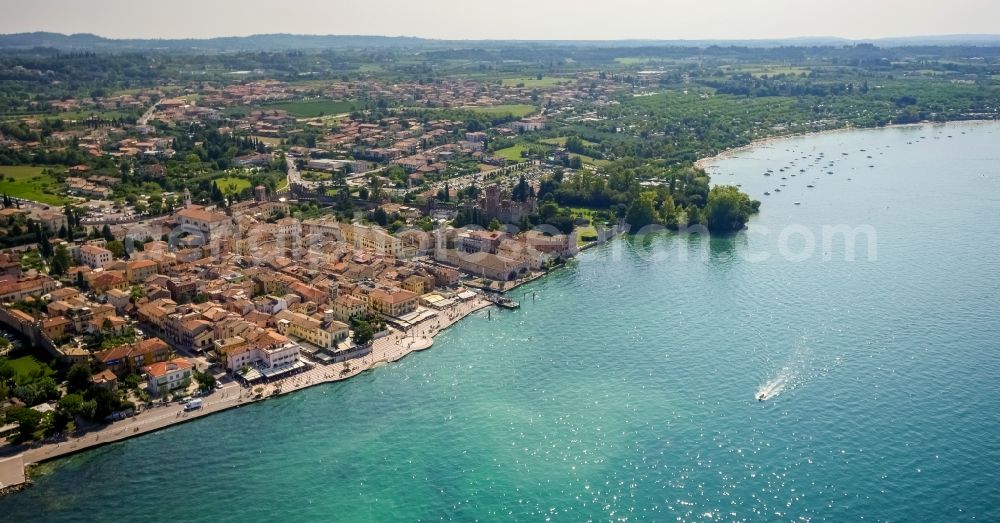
[193, 371, 216, 392]
[57, 392, 95, 422]
[124, 373, 141, 390]
[50, 244, 71, 276]
[106, 240, 125, 259]
[66, 363, 93, 394]
[86, 386, 119, 420]
[704, 185, 761, 233]
[5, 406, 44, 442]
[351, 317, 376, 346]
[625, 191, 658, 230]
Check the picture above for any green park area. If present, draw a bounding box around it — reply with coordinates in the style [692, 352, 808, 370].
[571, 153, 611, 167]
[462, 104, 536, 118]
[501, 77, 567, 88]
[0, 165, 67, 205]
[494, 144, 532, 162]
[5, 354, 54, 382]
[214, 176, 252, 195]
[575, 225, 599, 245]
[540, 136, 598, 147]
[253, 135, 283, 146]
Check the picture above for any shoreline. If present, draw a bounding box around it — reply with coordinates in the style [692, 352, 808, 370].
[0, 296, 493, 492]
[694, 118, 998, 171]
[4, 117, 996, 495]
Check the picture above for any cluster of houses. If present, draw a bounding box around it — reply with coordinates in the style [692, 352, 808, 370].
[0, 187, 579, 399]
[0, 71, 615, 403]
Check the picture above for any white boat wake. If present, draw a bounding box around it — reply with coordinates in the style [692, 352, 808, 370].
[756, 371, 793, 401]
[755, 342, 810, 401]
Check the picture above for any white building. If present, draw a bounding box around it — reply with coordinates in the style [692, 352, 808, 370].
[225, 338, 303, 377]
[79, 244, 113, 269]
[144, 358, 193, 396]
[259, 341, 302, 369]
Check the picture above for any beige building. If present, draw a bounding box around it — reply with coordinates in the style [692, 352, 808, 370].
[436, 249, 528, 281]
[79, 244, 113, 269]
[125, 259, 158, 283]
[0, 274, 59, 302]
[175, 207, 231, 240]
[274, 309, 349, 349]
[341, 222, 403, 257]
[367, 288, 418, 317]
[331, 294, 367, 322]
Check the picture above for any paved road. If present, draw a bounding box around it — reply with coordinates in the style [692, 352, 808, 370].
[137, 103, 158, 126]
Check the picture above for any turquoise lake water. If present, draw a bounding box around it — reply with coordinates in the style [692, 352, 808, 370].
[4, 121, 1000, 521]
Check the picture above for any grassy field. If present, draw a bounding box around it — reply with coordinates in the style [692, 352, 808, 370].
[214, 176, 252, 195]
[722, 65, 812, 77]
[494, 144, 532, 162]
[253, 135, 283, 146]
[501, 77, 567, 88]
[224, 99, 359, 118]
[301, 170, 334, 182]
[571, 153, 611, 167]
[1, 109, 132, 123]
[614, 57, 665, 65]
[574, 225, 599, 245]
[462, 104, 537, 117]
[0, 165, 67, 205]
[6, 354, 54, 382]
[540, 136, 598, 147]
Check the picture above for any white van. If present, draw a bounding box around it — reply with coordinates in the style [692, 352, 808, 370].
[183, 398, 203, 411]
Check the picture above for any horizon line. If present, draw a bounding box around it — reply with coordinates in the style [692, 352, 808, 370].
[4, 30, 1000, 44]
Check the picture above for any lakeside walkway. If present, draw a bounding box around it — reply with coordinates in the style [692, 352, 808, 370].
[0, 455, 24, 493]
[1, 297, 491, 493]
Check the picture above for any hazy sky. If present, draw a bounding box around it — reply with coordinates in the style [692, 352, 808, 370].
[1, 0, 998, 40]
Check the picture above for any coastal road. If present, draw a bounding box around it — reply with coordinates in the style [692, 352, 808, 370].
[12, 297, 492, 473]
[20, 383, 246, 464]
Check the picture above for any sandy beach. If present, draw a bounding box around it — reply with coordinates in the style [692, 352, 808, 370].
[694, 119, 998, 171]
[1, 296, 492, 483]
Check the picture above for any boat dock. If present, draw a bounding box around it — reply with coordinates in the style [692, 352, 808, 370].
[0, 455, 26, 494]
[482, 293, 519, 309]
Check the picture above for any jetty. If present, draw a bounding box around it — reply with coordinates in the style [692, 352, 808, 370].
[0, 455, 26, 494]
[483, 293, 519, 309]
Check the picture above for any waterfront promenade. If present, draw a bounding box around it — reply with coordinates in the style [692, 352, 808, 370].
[1, 297, 491, 492]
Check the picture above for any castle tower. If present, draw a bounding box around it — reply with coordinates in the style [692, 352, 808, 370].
[485, 184, 500, 218]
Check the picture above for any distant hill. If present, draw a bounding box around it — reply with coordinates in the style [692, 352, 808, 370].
[1, 31, 999, 52]
[0, 32, 432, 51]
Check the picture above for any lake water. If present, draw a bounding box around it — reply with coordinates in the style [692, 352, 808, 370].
[4, 122, 1000, 521]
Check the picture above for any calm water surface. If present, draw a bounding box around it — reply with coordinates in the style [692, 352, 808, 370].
[4, 122, 1000, 521]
